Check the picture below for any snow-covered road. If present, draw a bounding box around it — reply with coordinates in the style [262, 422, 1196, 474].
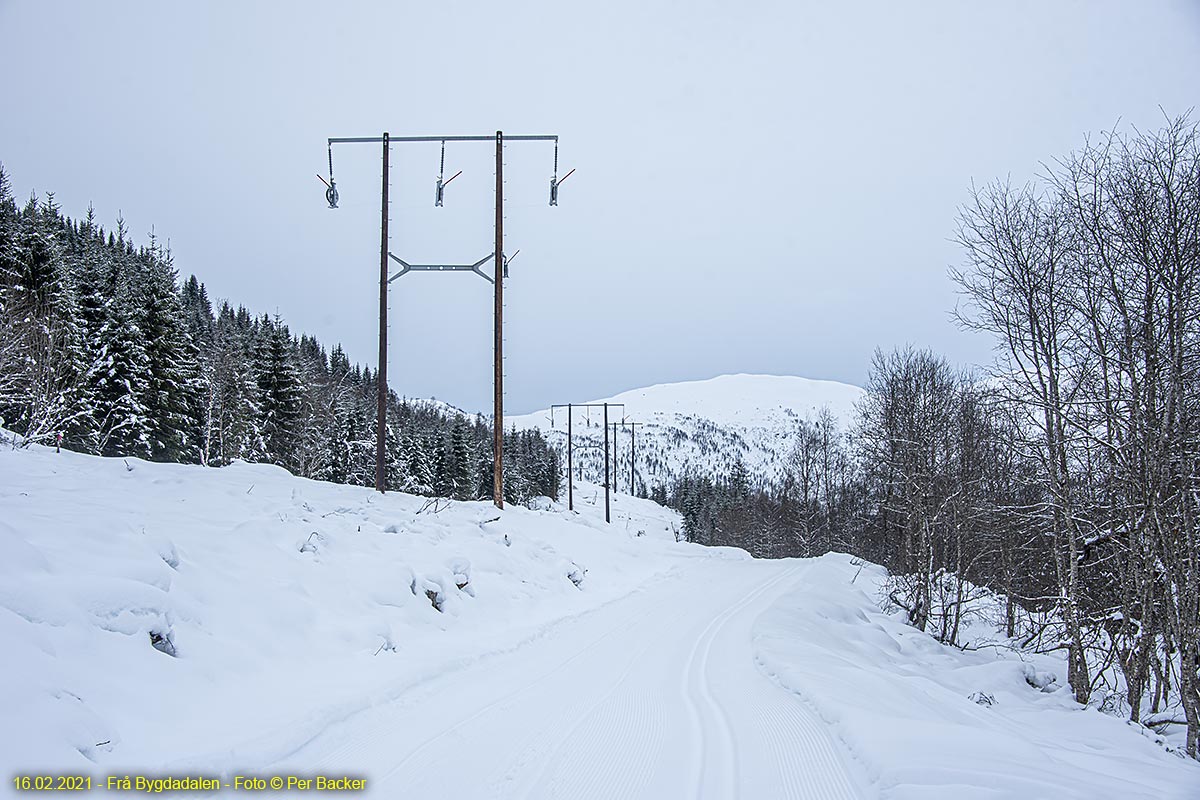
[277, 559, 864, 799]
[8, 446, 1194, 799]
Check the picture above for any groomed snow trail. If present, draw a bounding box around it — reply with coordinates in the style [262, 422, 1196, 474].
[275, 559, 865, 799]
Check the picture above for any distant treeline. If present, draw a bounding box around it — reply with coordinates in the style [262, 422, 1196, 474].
[0, 165, 558, 505]
[660, 117, 1200, 753]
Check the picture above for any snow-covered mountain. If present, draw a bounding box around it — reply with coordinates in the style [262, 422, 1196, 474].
[511, 374, 865, 492]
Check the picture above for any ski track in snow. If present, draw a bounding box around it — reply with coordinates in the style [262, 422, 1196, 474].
[7, 444, 1195, 799]
[274, 559, 866, 799]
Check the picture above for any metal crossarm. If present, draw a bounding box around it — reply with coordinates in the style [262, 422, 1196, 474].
[387, 253, 494, 284]
[329, 134, 558, 144]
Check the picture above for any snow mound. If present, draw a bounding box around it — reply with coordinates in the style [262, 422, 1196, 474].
[754, 554, 1200, 800]
[0, 440, 685, 775]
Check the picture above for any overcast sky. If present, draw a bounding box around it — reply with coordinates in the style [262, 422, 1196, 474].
[2, 1, 1198, 414]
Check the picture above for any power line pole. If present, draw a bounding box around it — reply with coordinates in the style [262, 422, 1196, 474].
[375, 133, 390, 493]
[603, 402, 610, 523]
[549, 402, 623, 513]
[323, 132, 567, 506]
[493, 131, 505, 507]
[620, 421, 646, 497]
[610, 421, 619, 494]
[568, 404, 572, 510]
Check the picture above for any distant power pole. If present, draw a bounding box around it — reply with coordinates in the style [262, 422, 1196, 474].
[610, 422, 619, 494]
[603, 403, 610, 522]
[550, 402, 624, 515]
[323, 132, 568, 506]
[620, 421, 646, 497]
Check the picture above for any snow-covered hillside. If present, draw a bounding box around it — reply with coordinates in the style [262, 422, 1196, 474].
[3, 441, 1195, 798]
[511, 373, 865, 491]
[0, 440, 688, 776]
[756, 556, 1200, 799]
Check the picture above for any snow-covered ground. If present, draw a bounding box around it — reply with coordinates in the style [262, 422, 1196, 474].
[756, 556, 1200, 799]
[512, 373, 865, 489]
[2, 442, 1196, 798]
[0, 441, 687, 777]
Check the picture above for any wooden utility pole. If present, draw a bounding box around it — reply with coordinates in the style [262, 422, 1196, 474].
[603, 402, 610, 523]
[375, 132, 390, 493]
[630, 423, 635, 495]
[567, 404, 573, 510]
[549, 402, 622, 514]
[629, 423, 638, 496]
[493, 131, 505, 508]
[611, 422, 619, 494]
[621, 421, 646, 497]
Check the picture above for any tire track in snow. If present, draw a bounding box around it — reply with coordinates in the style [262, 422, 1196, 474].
[283, 559, 867, 799]
[685, 564, 801, 799]
[734, 563, 864, 799]
[529, 564, 795, 799]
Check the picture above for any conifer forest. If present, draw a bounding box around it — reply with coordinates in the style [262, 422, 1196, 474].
[0, 165, 560, 505]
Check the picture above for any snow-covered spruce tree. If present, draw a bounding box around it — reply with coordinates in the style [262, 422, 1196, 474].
[137, 239, 204, 463]
[522, 427, 560, 501]
[713, 458, 753, 552]
[253, 315, 305, 471]
[430, 428, 451, 497]
[0, 165, 24, 422]
[205, 303, 265, 465]
[94, 267, 154, 458]
[292, 334, 336, 480]
[179, 275, 215, 351]
[65, 204, 118, 453]
[501, 434, 531, 506]
[474, 443, 494, 502]
[396, 424, 433, 495]
[3, 193, 95, 446]
[313, 344, 354, 484]
[384, 420, 406, 492]
[448, 416, 476, 500]
[344, 368, 377, 488]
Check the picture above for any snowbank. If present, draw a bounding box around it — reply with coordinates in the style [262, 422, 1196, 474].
[753, 554, 1200, 800]
[0, 441, 687, 776]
